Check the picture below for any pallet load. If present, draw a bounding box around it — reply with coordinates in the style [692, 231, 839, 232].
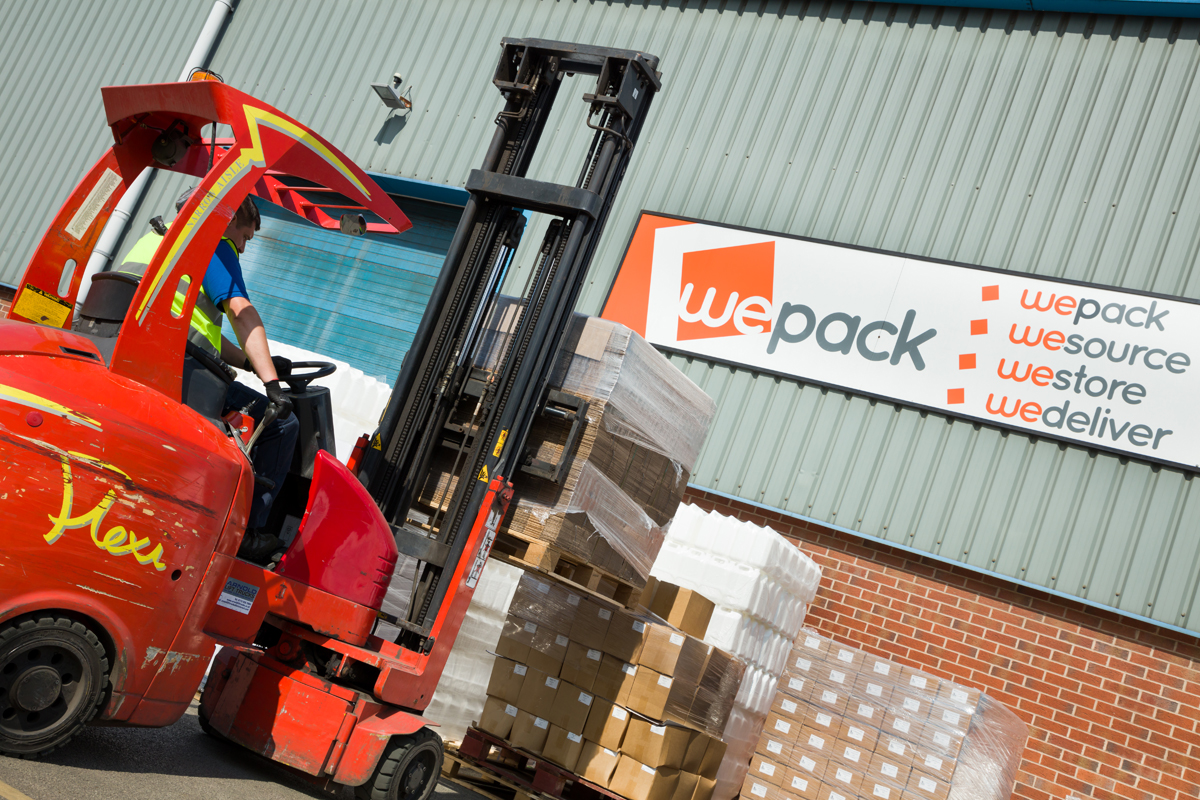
[474, 572, 741, 800]
[471, 307, 716, 591]
[652, 505, 824, 800]
[742, 629, 1027, 800]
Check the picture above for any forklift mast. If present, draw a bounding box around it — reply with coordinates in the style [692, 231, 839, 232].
[359, 39, 661, 652]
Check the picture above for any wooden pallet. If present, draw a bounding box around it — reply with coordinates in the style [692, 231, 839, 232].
[490, 532, 643, 609]
[450, 726, 627, 800]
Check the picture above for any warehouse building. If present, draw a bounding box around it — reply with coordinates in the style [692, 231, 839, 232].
[3, 1, 1200, 797]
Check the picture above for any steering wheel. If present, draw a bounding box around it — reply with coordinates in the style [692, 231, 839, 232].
[282, 361, 337, 393]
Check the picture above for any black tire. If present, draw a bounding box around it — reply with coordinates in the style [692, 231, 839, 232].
[0, 616, 109, 758]
[356, 728, 444, 800]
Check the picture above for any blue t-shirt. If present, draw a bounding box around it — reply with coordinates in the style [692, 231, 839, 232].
[203, 238, 250, 310]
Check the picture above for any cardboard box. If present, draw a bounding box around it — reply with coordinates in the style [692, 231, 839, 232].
[603, 609, 652, 662]
[823, 763, 863, 795]
[741, 777, 776, 800]
[821, 666, 854, 693]
[583, 698, 630, 751]
[836, 744, 867, 770]
[623, 717, 691, 768]
[578, 740, 621, 787]
[510, 710, 551, 754]
[787, 653, 820, 679]
[594, 654, 638, 704]
[918, 724, 963, 760]
[837, 721, 878, 753]
[627, 666, 674, 720]
[570, 598, 614, 651]
[906, 769, 950, 800]
[749, 754, 786, 787]
[852, 673, 894, 708]
[848, 698, 881, 727]
[528, 628, 570, 676]
[771, 692, 807, 723]
[504, 615, 540, 647]
[681, 731, 709, 772]
[542, 725, 585, 772]
[868, 751, 912, 788]
[638, 625, 707, 677]
[882, 711, 922, 741]
[496, 633, 532, 664]
[609, 755, 679, 800]
[764, 713, 797, 740]
[516, 668, 561, 713]
[648, 582, 715, 639]
[900, 668, 938, 697]
[673, 771, 699, 800]
[779, 674, 809, 700]
[789, 749, 826, 782]
[561, 641, 604, 692]
[861, 653, 899, 684]
[828, 644, 862, 674]
[930, 704, 972, 735]
[755, 735, 793, 763]
[913, 750, 955, 782]
[487, 658, 529, 705]
[477, 696, 519, 739]
[810, 683, 848, 716]
[693, 776, 716, 800]
[796, 727, 832, 761]
[864, 780, 901, 800]
[796, 631, 830, 660]
[938, 681, 981, 714]
[782, 769, 822, 800]
[805, 707, 837, 734]
[698, 736, 726, 780]
[549, 681, 595, 734]
[892, 689, 930, 721]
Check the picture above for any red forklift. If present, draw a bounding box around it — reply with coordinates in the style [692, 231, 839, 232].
[0, 38, 659, 799]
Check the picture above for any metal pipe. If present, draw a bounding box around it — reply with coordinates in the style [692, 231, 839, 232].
[75, 0, 235, 310]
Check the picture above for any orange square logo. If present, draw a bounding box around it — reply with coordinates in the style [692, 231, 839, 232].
[947, 388, 965, 404]
[678, 242, 774, 341]
[959, 354, 976, 370]
[981, 285, 1000, 301]
[970, 319, 988, 336]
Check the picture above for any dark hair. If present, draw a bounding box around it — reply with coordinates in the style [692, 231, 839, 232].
[233, 196, 261, 231]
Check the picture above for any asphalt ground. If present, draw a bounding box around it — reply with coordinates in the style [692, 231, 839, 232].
[0, 697, 487, 800]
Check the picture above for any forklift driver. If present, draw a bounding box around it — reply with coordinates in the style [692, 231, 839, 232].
[121, 193, 298, 562]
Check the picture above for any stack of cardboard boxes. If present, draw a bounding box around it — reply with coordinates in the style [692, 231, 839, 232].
[742, 630, 994, 800]
[476, 573, 743, 800]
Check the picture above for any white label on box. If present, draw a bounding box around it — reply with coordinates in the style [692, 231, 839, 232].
[782, 699, 797, 713]
[920, 777, 936, 792]
[568, 732, 582, 743]
[795, 657, 812, 672]
[612, 707, 628, 720]
[856, 703, 875, 720]
[821, 690, 838, 704]
[867, 683, 883, 697]
[587, 649, 602, 661]
[579, 692, 593, 706]
[524, 622, 538, 634]
[815, 713, 832, 727]
[759, 762, 776, 777]
[514, 664, 527, 676]
[800, 756, 817, 770]
[534, 580, 550, 593]
[750, 783, 767, 798]
[903, 698, 921, 713]
[881, 763, 898, 778]
[843, 747, 860, 762]
[633, 621, 646, 633]
[546, 677, 559, 689]
[804, 635, 821, 649]
[505, 704, 518, 717]
[534, 717, 549, 729]
[837, 648, 855, 663]
[788, 678, 805, 691]
[830, 669, 846, 684]
[835, 768, 852, 783]
[888, 739, 906, 756]
[669, 633, 685, 646]
[767, 740, 784, 754]
[807, 734, 824, 749]
[909, 675, 928, 690]
[791, 776, 808, 790]
[925, 754, 943, 770]
[848, 726, 864, 742]
[603, 747, 617, 756]
[892, 719, 911, 734]
[657, 675, 673, 688]
[774, 719, 791, 734]
[651, 725, 667, 736]
[830, 793, 846, 800]
[934, 731, 951, 748]
[598, 609, 612, 621]
[622, 663, 637, 675]
[873, 785, 891, 799]
[873, 662, 891, 677]
[943, 710, 961, 725]
[643, 764, 658, 776]
[567, 594, 581, 606]
[951, 687, 969, 704]
[556, 635, 569, 647]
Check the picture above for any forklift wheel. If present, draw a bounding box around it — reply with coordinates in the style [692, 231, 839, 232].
[356, 728, 444, 800]
[0, 616, 109, 758]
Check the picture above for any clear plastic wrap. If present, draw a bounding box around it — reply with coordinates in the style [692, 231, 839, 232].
[563, 462, 665, 579]
[946, 693, 1028, 800]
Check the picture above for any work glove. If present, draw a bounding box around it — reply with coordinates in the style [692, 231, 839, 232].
[271, 355, 293, 377]
[264, 379, 294, 421]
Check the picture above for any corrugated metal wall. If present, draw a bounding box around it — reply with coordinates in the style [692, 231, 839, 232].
[0, 0, 214, 286]
[8, 0, 1200, 631]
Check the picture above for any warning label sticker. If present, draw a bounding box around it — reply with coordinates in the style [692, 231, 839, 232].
[66, 168, 122, 241]
[13, 286, 71, 328]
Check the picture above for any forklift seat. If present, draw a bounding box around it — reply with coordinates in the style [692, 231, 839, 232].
[73, 272, 140, 339]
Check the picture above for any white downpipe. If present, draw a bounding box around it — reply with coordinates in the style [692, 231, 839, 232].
[76, 0, 235, 309]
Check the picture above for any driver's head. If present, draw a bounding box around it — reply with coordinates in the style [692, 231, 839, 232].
[224, 196, 261, 254]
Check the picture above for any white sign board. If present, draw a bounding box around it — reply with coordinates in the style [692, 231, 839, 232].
[602, 214, 1199, 470]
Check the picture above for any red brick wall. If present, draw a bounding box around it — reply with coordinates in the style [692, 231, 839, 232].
[0, 285, 13, 315]
[684, 487, 1200, 800]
